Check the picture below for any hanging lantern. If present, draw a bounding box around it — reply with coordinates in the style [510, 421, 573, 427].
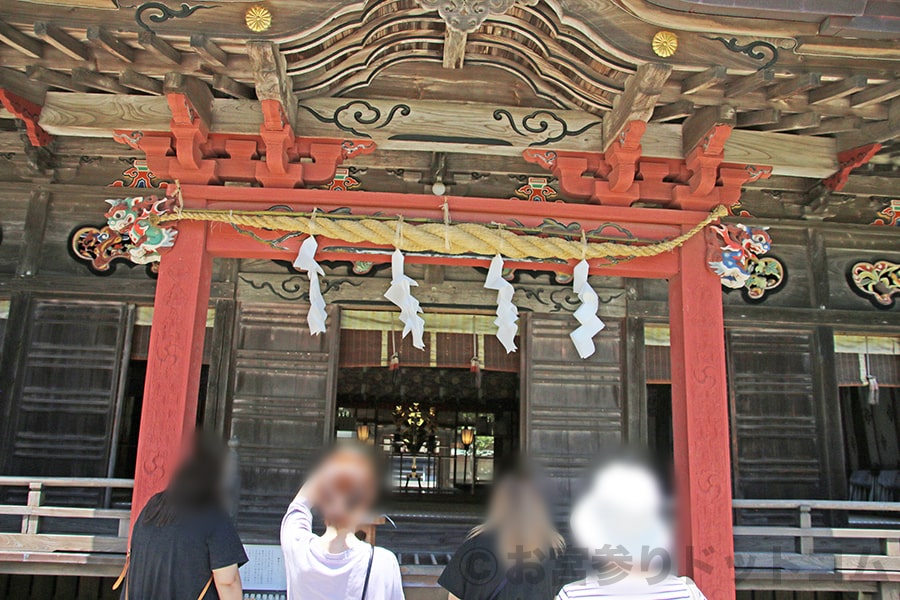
[356, 422, 371, 443]
[460, 426, 475, 448]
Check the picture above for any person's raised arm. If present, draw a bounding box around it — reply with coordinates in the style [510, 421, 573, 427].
[212, 564, 242, 600]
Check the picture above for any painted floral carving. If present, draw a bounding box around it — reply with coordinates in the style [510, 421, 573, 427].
[104, 195, 179, 264]
[110, 159, 162, 188]
[514, 176, 558, 202]
[706, 223, 784, 301]
[872, 199, 899, 227]
[849, 260, 899, 309]
[69, 224, 160, 277]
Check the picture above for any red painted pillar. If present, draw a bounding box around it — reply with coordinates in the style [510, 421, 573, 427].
[130, 217, 212, 525]
[668, 231, 736, 599]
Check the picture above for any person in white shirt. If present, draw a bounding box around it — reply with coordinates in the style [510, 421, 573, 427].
[281, 446, 405, 600]
[556, 459, 707, 600]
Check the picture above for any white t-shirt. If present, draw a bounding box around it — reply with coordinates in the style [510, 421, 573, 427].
[280, 498, 405, 600]
[557, 574, 707, 600]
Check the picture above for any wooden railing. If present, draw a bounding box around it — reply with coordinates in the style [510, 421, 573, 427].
[733, 499, 900, 586]
[0, 477, 133, 577]
[0, 483, 898, 589]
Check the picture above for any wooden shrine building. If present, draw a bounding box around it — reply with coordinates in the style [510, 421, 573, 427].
[0, 0, 898, 598]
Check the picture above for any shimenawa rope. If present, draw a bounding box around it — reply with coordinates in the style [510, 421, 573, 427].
[151, 205, 726, 261]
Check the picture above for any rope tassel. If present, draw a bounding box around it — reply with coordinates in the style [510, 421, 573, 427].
[483, 254, 518, 353]
[384, 249, 426, 350]
[569, 259, 606, 359]
[293, 236, 328, 335]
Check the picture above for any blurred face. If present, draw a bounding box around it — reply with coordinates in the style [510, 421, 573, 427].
[317, 449, 377, 530]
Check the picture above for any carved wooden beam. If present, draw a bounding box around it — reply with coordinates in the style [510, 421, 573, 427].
[682, 104, 736, 155]
[675, 105, 738, 208]
[248, 41, 296, 129]
[443, 29, 467, 69]
[33, 22, 90, 61]
[824, 143, 882, 191]
[602, 63, 671, 152]
[154, 72, 214, 179]
[35, 93, 840, 179]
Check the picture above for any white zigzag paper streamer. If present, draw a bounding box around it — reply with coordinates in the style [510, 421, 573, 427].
[483, 254, 518, 353]
[293, 236, 328, 335]
[384, 249, 425, 349]
[569, 259, 606, 359]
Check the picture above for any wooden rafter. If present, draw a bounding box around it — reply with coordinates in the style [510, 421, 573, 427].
[86, 26, 134, 63]
[0, 21, 43, 58]
[33, 22, 90, 61]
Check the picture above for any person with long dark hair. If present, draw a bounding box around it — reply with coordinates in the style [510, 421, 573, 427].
[115, 436, 248, 600]
[439, 465, 570, 600]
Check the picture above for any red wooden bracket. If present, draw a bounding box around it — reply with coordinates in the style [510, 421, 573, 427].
[523, 149, 597, 200]
[525, 131, 771, 212]
[0, 89, 51, 147]
[166, 92, 209, 173]
[605, 120, 645, 193]
[116, 95, 376, 187]
[823, 142, 881, 191]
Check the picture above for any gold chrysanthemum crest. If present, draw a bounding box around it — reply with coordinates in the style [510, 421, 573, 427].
[652, 31, 678, 57]
[245, 6, 272, 32]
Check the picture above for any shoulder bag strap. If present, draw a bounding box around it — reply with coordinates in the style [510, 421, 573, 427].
[197, 575, 214, 600]
[360, 544, 376, 600]
[112, 550, 130, 599]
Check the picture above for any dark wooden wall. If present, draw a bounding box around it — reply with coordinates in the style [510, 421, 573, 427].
[228, 303, 339, 541]
[0, 299, 132, 479]
[523, 314, 625, 507]
[726, 327, 839, 499]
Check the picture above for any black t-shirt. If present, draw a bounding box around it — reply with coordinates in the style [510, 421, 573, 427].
[125, 495, 249, 600]
[439, 531, 578, 600]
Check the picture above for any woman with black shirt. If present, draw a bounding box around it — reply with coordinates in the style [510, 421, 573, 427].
[439, 468, 574, 600]
[117, 437, 248, 600]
